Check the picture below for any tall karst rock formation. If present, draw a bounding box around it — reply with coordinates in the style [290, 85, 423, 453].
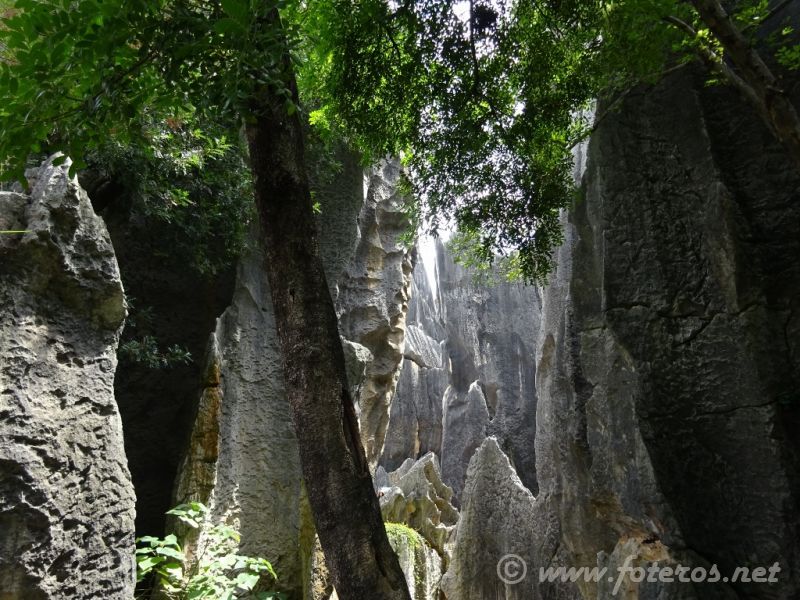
[0, 158, 136, 599]
[380, 240, 541, 500]
[529, 64, 800, 599]
[6, 45, 793, 600]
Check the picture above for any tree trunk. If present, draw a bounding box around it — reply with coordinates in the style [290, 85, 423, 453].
[243, 13, 411, 600]
[690, 0, 800, 169]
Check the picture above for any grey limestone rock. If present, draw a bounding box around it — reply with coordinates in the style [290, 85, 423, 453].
[440, 382, 490, 501]
[532, 65, 800, 599]
[378, 452, 458, 558]
[381, 259, 449, 471]
[336, 159, 414, 466]
[386, 523, 444, 600]
[381, 238, 541, 500]
[174, 227, 315, 597]
[441, 437, 557, 600]
[0, 157, 135, 598]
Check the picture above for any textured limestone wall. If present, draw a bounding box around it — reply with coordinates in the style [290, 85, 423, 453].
[376, 452, 459, 559]
[0, 157, 135, 598]
[381, 260, 449, 472]
[441, 437, 545, 600]
[533, 65, 800, 600]
[386, 523, 443, 600]
[173, 226, 315, 597]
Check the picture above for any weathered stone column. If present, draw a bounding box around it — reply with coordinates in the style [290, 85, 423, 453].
[0, 157, 135, 598]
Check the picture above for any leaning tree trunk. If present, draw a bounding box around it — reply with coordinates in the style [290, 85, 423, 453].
[690, 0, 800, 170]
[243, 14, 411, 600]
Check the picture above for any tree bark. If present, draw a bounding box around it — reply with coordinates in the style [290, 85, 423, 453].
[243, 12, 411, 600]
[690, 0, 800, 170]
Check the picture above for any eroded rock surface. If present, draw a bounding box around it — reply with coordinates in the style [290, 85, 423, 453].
[386, 523, 443, 600]
[381, 262, 449, 471]
[173, 226, 315, 597]
[441, 437, 565, 600]
[533, 65, 800, 599]
[336, 159, 414, 466]
[0, 157, 135, 598]
[377, 452, 458, 558]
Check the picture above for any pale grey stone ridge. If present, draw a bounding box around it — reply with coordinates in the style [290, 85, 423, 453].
[0, 157, 135, 598]
[336, 159, 414, 466]
[381, 261, 449, 474]
[381, 239, 541, 499]
[440, 437, 572, 600]
[378, 452, 458, 557]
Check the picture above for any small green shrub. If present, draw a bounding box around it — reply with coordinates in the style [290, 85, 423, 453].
[136, 502, 284, 600]
[119, 336, 192, 370]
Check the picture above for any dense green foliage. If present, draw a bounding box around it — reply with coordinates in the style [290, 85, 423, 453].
[1, 0, 798, 281]
[86, 113, 253, 275]
[307, 0, 798, 280]
[136, 502, 283, 600]
[0, 1, 256, 276]
[0, 0, 296, 178]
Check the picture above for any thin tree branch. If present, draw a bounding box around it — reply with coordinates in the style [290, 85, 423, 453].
[663, 14, 698, 37]
[467, 0, 482, 96]
[379, 19, 403, 61]
[662, 14, 764, 113]
[742, 0, 793, 32]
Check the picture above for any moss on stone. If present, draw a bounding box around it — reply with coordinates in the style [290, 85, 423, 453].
[385, 522, 434, 591]
[384, 522, 424, 552]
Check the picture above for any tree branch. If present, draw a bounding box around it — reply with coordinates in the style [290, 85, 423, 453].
[467, 0, 482, 96]
[742, 0, 793, 32]
[662, 13, 763, 112]
[688, 0, 800, 169]
[663, 14, 698, 37]
[379, 19, 403, 61]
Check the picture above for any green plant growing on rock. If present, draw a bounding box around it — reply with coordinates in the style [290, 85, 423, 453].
[384, 523, 433, 596]
[384, 522, 424, 552]
[119, 336, 192, 369]
[136, 502, 284, 600]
